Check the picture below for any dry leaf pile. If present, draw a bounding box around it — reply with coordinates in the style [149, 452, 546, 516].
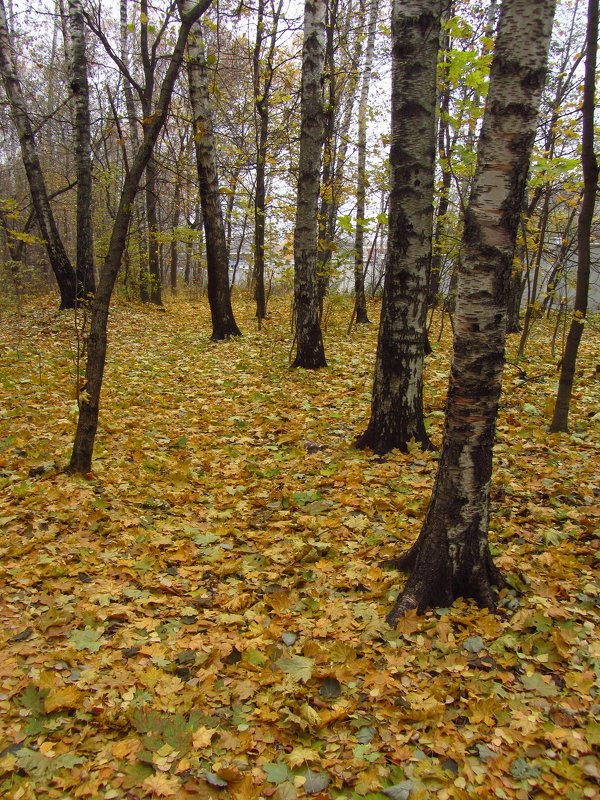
[0, 296, 598, 800]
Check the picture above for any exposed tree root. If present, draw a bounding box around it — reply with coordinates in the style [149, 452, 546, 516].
[385, 536, 505, 627]
[355, 427, 436, 456]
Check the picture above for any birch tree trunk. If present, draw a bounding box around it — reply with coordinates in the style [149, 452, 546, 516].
[0, 0, 79, 309]
[386, 0, 557, 625]
[292, 0, 327, 369]
[69, 0, 213, 474]
[187, 21, 241, 340]
[352, 0, 378, 326]
[68, 0, 96, 298]
[356, 0, 441, 454]
[549, 0, 597, 432]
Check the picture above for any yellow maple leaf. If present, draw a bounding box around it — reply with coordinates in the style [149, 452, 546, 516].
[111, 738, 141, 760]
[192, 726, 216, 749]
[285, 746, 320, 767]
[142, 772, 178, 797]
[44, 685, 83, 713]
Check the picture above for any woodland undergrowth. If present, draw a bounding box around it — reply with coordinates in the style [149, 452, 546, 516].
[0, 294, 598, 800]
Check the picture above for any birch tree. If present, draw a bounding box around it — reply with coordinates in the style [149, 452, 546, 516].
[386, 0, 557, 624]
[292, 0, 327, 369]
[187, 21, 241, 340]
[356, 0, 442, 454]
[0, 0, 80, 308]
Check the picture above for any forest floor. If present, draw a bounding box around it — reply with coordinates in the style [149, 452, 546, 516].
[0, 293, 599, 800]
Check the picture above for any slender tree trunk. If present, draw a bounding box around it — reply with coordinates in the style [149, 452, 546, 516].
[252, 0, 273, 321]
[506, 266, 524, 333]
[69, 0, 213, 474]
[68, 0, 95, 298]
[428, 3, 454, 306]
[317, 0, 360, 312]
[145, 156, 163, 305]
[187, 21, 241, 339]
[352, 0, 378, 325]
[550, 0, 598, 432]
[170, 178, 181, 293]
[518, 187, 551, 354]
[356, 0, 441, 454]
[119, 0, 148, 299]
[292, 0, 327, 369]
[386, 0, 556, 624]
[0, 0, 80, 308]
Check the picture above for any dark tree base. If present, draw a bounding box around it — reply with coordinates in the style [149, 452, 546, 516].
[355, 312, 371, 325]
[385, 538, 504, 627]
[291, 355, 327, 369]
[211, 325, 242, 342]
[355, 425, 436, 456]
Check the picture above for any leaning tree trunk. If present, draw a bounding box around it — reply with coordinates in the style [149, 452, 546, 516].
[352, 0, 378, 326]
[356, 0, 441, 454]
[386, 0, 556, 625]
[187, 21, 241, 340]
[69, 0, 213, 475]
[550, 0, 597, 432]
[0, 0, 79, 309]
[68, 0, 95, 297]
[292, 0, 327, 369]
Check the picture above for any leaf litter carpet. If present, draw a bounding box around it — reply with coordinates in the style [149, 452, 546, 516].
[0, 296, 598, 800]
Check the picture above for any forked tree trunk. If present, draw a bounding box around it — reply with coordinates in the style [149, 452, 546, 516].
[187, 21, 241, 340]
[352, 0, 378, 326]
[386, 0, 556, 625]
[550, 0, 598, 432]
[356, 0, 441, 454]
[292, 0, 327, 369]
[68, 0, 96, 298]
[69, 0, 213, 475]
[0, 0, 80, 309]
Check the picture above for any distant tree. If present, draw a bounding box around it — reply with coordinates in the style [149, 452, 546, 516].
[186, 20, 241, 340]
[352, 0, 378, 326]
[68, 0, 96, 298]
[292, 0, 327, 369]
[139, 0, 162, 306]
[550, 0, 598, 432]
[252, 0, 284, 322]
[316, 0, 361, 312]
[386, 0, 556, 624]
[356, 0, 442, 454]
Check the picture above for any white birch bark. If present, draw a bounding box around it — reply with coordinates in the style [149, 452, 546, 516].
[387, 0, 557, 624]
[292, 0, 327, 368]
[356, 0, 442, 453]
